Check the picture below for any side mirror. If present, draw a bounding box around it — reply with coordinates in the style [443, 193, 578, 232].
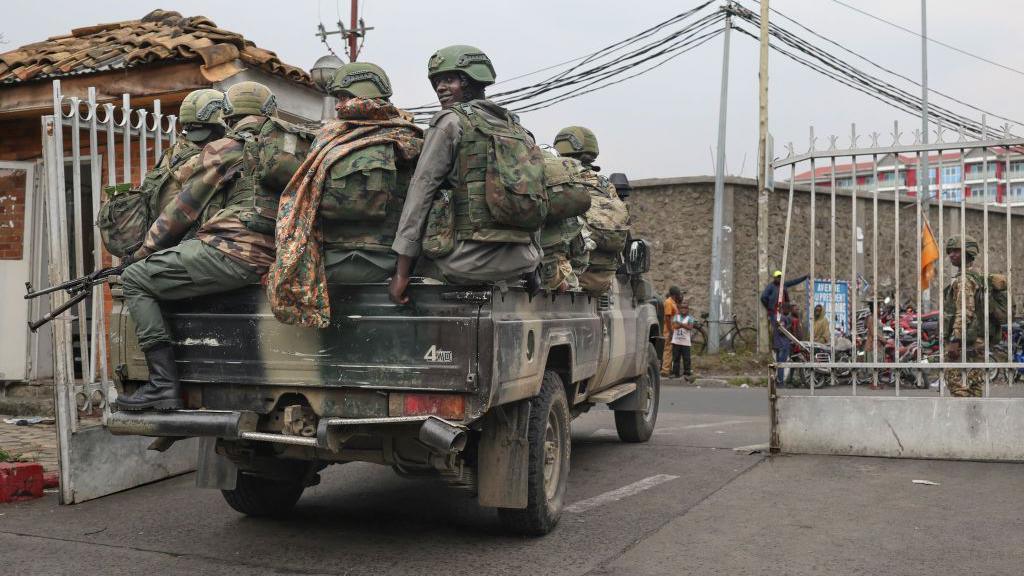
[625, 238, 650, 275]
[610, 172, 632, 200]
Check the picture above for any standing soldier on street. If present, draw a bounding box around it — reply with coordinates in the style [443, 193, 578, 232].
[116, 82, 312, 411]
[553, 125, 629, 295]
[942, 235, 1006, 397]
[389, 45, 545, 304]
[267, 62, 423, 327]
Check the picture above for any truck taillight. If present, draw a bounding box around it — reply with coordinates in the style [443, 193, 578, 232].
[393, 393, 465, 420]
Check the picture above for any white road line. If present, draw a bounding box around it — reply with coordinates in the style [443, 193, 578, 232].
[565, 474, 680, 514]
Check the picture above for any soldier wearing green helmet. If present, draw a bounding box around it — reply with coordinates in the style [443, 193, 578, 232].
[554, 125, 630, 295]
[116, 81, 313, 411]
[265, 63, 422, 327]
[942, 234, 1008, 397]
[389, 45, 545, 304]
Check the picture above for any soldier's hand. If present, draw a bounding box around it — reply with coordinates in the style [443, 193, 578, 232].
[946, 341, 961, 360]
[389, 272, 411, 305]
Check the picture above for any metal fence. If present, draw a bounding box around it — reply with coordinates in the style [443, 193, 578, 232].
[771, 119, 1024, 398]
[42, 79, 187, 502]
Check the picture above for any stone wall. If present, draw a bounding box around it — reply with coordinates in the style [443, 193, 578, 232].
[629, 176, 1024, 331]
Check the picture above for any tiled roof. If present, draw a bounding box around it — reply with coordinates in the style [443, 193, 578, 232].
[0, 9, 312, 86]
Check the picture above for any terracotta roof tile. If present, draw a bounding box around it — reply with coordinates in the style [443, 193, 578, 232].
[0, 9, 313, 87]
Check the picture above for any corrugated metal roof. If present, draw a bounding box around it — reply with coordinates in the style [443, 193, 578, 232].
[0, 9, 313, 87]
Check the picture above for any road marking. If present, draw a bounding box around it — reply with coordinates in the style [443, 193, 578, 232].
[565, 474, 680, 513]
[590, 419, 760, 438]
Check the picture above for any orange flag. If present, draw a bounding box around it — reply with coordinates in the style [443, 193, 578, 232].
[921, 220, 939, 290]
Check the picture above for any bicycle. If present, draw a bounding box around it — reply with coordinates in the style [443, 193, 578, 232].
[690, 312, 758, 355]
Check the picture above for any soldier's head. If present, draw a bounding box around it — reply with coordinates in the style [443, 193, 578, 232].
[668, 285, 683, 303]
[945, 235, 979, 268]
[222, 81, 277, 126]
[554, 126, 599, 166]
[178, 89, 227, 143]
[428, 45, 495, 109]
[328, 62, 393, 111]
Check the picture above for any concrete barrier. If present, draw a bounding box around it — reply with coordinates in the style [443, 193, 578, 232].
[775, 396, 1024, 461]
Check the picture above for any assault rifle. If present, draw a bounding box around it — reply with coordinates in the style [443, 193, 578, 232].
[24, 242, 139, 332]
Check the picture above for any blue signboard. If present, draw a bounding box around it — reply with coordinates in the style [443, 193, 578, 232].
[809, 279, 851, 336]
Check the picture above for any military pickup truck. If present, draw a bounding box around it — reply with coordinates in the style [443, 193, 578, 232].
[107, 239, 660, 535]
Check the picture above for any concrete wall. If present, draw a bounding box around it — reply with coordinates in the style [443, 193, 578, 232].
[775, 396, 1024, 461]
[630, 176, 1024, 330]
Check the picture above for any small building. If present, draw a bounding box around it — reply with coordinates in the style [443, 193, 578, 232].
[0, 10, 326, 388]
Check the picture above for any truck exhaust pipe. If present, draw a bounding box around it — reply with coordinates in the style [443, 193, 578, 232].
[419, 417, 467, 453]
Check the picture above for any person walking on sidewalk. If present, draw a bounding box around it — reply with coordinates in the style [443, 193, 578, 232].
[671, 303, 695, 379]
[662, 285, 683, 376]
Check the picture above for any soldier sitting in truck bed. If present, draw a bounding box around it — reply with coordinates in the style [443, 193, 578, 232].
[388, 44, 547, 304]
[267, 62, 423, 327]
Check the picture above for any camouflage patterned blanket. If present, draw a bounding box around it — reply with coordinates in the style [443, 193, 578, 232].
[267, 98, 423, 327]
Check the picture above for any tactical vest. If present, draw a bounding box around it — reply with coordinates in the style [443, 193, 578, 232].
[143, 140, 201, 224]
[448, 102, 547, 244]
[582, 170, 630, 272]
[540, 216, 584, 256]
[224, 116, 313, 235]
[320, 143, 413, 252]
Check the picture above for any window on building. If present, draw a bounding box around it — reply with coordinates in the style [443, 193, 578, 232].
[941, 166, 961, 184]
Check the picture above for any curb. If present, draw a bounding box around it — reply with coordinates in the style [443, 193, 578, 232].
[0, 462, 44, 503]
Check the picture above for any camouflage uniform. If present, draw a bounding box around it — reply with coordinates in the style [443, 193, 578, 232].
[122, 113, 311, 350]
[146, 138, 200, 221]
[392, 99, 542, 283]
[943, 236, 988, 397]
[578, 167, 629, 294]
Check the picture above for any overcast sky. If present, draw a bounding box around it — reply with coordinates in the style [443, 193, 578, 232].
[4, 1, 1023, 179]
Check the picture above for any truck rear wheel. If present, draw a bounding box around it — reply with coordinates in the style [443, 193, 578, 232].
[614, 343, 661, 443]
[221, 471, 305, 517]
[498, 370, 571, 536]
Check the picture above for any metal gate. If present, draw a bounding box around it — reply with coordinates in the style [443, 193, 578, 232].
[769, 119, 1024, 461]
[42, 80, 195, 503]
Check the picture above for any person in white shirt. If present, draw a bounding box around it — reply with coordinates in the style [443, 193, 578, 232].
[671, 303, 695, 378]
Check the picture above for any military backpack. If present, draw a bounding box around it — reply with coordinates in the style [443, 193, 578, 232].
[583, 172, 630, 270]
[542, 154, 592, 223]
[449, 102, 548, 244]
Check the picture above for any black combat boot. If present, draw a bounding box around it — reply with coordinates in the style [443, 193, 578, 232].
[115, 343, 184, 411]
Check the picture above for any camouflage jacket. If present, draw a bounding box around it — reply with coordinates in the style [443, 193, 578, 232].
[579, 166, 630, 271]
[197, 115, 313, 274]
[267, 99, 422, 327]
[943, 270, 983, 346]
[134, 137, 244, 260]
[146, 138, 201, 221]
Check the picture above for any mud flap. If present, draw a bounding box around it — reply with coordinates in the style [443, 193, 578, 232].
[477, 401, 531, 508]
[195, 437, 237, 490]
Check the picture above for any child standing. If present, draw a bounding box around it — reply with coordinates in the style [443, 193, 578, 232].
[671, 303, 695, 378]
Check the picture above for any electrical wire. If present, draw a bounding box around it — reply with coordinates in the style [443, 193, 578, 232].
[828, 0, 1024, 78]
[743, 0, 1024, 128]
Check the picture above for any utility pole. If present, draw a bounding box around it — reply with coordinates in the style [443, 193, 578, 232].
[315, 0, 374, 63]
[756, 0, 771, 354]
[920, 0, 931, 306]
[708, 3, 733, 354]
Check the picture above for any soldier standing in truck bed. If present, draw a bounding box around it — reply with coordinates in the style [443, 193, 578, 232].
[116, 82, 313, 411]
[388, 44, 546, 304]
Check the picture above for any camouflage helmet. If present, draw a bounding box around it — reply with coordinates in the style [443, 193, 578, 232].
[178, 89, 226, 126]
[427, 45, 496, 86]
[553, 126, 599, 158]
[222, 81, 277, 118]
[945, 235, 980, 258]
[328, 62, 393, 99]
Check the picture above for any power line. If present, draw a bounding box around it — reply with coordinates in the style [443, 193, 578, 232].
[742, 0, 1024, 129]
[828, 0, 1024, 78]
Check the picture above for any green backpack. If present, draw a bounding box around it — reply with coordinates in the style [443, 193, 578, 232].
[97, 183, 146, 258]
[542, 154, 592, 223]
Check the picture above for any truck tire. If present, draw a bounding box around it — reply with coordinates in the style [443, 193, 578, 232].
[614, 343, 661, 443]
[221, 471, 305, 517]
[498, 370, 571, 536]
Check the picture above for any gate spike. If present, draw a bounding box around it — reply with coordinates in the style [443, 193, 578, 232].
[828, 134, 838, 151]
[869, 131, 880, 148]
[849, 123, 859, 149]
[808, 126, 817, 153]
[785, 142, 795, 158]
[1001, 122, 1013, 139]
[890, 120, 902, 146]
[957, 124, 967, 143]
[912, 128, 922, 145]
[934, 119, 945, 144]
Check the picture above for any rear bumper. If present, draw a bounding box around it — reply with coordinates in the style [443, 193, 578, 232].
[107, 410, 467, 453]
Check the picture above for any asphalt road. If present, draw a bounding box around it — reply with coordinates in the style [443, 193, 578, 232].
[3, 386, 1022, 576]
